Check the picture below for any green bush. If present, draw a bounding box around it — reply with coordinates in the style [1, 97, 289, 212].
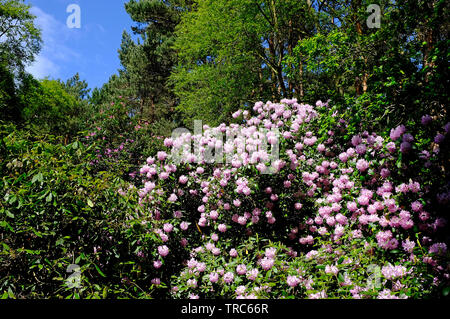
[18, 77, 89, 137]
[0, 126, 163, 298]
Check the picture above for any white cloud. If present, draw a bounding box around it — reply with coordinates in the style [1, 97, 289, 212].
[26, 6, 80, 80]
[27, 55, 60, 79]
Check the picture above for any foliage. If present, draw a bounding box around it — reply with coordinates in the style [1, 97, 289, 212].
[0, 0, 41, 73]
[286, 0, 449, 130]
[18, 77, 87, 137]
[81, 96, 165, 181]
[103, 0, 194, 122]
[0, 0, 448, 300]
[0, 125, 165, 298]
[171, 0, 318, 126]
[0, 0, 41, 123]
[0, 62, 20, 122]
[59, 73, 91, 101]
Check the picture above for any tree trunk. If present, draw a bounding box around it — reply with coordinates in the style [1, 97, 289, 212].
[352, 0, 367, 96]
[258, 66, 264, 96]
[298, 60, 304, 99]
[288, 19, 294, 94]
[268, 35, 278, 100]
[423, 27, 435, 83]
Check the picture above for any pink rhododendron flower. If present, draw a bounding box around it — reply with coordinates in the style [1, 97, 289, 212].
[158, 245, 169, 257]
[223, 272, 234, 283]
[287, 276, 301, 287]
[356, 159, 369, 172]
[260, 257, 275, 270]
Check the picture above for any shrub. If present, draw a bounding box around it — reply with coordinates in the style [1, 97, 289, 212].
[129, 98, 449, 299]
[1, 97, 448, 299]
[0, 126, 162, 298]
[81, 96, 164, 182]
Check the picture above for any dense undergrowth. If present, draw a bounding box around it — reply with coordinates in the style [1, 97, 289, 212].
[1, 98, 448, 299]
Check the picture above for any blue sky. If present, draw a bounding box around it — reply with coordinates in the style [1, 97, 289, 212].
[25, 0, 136, 89]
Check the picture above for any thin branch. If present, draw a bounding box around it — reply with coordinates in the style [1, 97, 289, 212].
[253, 1, 274, 28]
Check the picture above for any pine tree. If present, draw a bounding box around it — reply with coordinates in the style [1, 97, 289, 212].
[117, 0, 192, 122]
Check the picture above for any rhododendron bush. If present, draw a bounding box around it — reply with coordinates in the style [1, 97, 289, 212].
[121, 99, 449, 299]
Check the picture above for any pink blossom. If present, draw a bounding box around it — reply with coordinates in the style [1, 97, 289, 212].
[179, 175, 188, 184]
[357, 195, 370, 206]
[235, 285, 246, 296]
[168, 193, 178, 203]
[180, 221, 189, 231]
[380, 168, 390, 178]
[163, 223, 173, 233]
[390, 125, 406, 141]
[158, 245, 169, 257]
[236, 264, 247, 275]
[151, 278, 161, 286]
[287, 275, 301, 287]
[356, 159, 369, 172]
[347, 201, 358, 212]
[209, 272, 219, 283]
[260, 257, 275, 270]
[187, 278, 197, 288]
[153, 260, 162, 269]
[429, 243, 447, 255]
[381, 265, 407, 280]
[218, 224, 227, 233]
[265, 247, 277, 259]
[325, 265, 339, 275]
[411, 201, 423, 212]
[229, 248, 238, 257]
[223, 272, 234, 283]
[247, 268, 259, 281]
[402, 239, 415, 253]
[157, 151, 168, 161]
[196, 262, 207, 272]
[421, 115, 432, 125]
[339, 152, 348, 162]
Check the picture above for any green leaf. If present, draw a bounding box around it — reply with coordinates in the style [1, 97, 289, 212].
[5, 210, 14, 218]
[87, 199, 94, 208]
[31, 174, 39, 184]
[94, 264, 106, 277]
[442, 287, 450, 297]
[8, 287, 15, 299]
[0, 221, 13, 232]
[31, 172, 44, 184]
[315, 265, 325, 270]
[8, 195, 17, 205]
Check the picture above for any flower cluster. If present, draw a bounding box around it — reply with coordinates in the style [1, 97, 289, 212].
[125, 99, 449, 299]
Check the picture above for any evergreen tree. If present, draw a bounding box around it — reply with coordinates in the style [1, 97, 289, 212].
[116, 0, 193, 122]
